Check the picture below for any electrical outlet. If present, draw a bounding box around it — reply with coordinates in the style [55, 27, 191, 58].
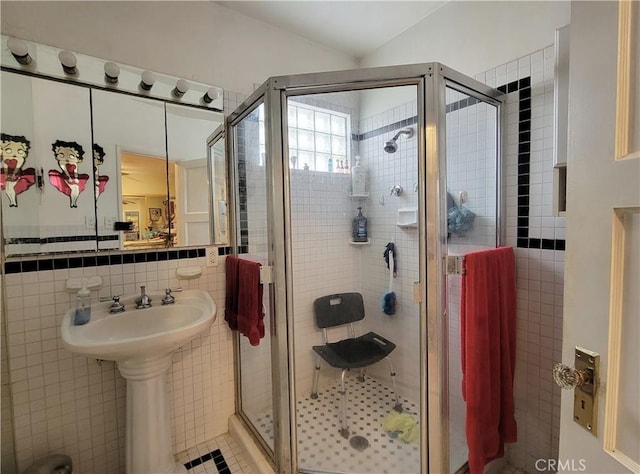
[206, 246, 219, 267]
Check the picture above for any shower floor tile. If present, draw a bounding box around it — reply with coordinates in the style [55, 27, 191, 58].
[254, 374, 421, 474]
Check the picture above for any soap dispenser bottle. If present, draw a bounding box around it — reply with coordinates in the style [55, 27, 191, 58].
[351, 156, 366, 195]
[352, 207, 368, 242]
[74, 279, 92, 325]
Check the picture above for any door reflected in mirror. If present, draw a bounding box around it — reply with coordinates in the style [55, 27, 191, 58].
[208, 126, 228, 245]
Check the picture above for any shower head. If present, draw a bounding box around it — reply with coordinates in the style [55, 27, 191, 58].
[384, 127, 414, 153]
[384, 140, 398, 154]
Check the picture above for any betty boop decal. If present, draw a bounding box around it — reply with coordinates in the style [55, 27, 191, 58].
[48, 140, 90, 208]
[0, 133, 37, 207]
[93, 144, 109, 201]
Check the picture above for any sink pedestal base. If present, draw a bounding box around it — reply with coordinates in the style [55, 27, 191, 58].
[118, 354, 185, 474]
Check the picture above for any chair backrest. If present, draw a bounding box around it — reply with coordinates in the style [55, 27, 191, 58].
[313, 293, 365, 329]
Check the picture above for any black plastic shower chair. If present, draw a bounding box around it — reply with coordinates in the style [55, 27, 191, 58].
[311, 292, 402, 438]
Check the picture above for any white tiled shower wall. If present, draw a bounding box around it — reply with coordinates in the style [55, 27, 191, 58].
[494, 46, 565, 473]
[357, 100, 422, 404]
[290, 170, 361, 398]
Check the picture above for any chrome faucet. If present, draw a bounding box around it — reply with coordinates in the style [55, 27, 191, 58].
[389, 185, 403, 197]
[135, 286, 152, 309]
[161, 288, 175, 305]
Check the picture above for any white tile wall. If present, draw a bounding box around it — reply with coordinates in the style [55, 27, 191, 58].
[1, 298, 16, 473]
[357, 99, 422, 404]
[478, 46, 564, 472]
[290, 169, 361, 398]
[3, 254, 234, 473]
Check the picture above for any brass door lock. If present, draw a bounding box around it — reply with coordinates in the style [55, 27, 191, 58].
[553, 347, 600, 435]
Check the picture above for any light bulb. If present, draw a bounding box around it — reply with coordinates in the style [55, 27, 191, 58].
[172, 79, 190, 98]
[139, 71, 156, 91]
[58, 50, 77, 75]
[104, 62, 120, 84]
[7, 37, 32, 65]
[202, 87, 220, 104]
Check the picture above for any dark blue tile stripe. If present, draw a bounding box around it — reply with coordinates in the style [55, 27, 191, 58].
[3, 246, 231, 274]
[184, 448, 230, 473]
[504, 77, 565, 251]
[354, 115, 419, 141]
[354, 77, 564, 251]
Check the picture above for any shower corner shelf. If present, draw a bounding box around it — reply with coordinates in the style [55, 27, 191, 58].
[349, 193, 369, 199]
[349, 239, 371, 246]
[396, 222, 418, 229]
[396, 208, 418, 229]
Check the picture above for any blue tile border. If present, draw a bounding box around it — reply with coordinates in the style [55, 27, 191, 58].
[3, 246, 227, 274]
[355, 76, 564, 252]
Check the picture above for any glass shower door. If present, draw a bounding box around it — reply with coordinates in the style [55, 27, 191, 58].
[283, 84, 423, 474]
[229, 100, 275, 453]
[444, 84, 501, 473]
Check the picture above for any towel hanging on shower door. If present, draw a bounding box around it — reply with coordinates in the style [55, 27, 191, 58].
[381, 242, 397, 315]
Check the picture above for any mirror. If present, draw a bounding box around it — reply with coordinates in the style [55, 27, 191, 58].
[1, 70, 226, 257]
[208, 126, 229, 245]
[91, 89, 167, 251]
[166, 104, 222, 247]
[1, 73, 97, 255]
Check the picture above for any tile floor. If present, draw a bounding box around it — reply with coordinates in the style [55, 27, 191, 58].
[252, 374, 421, 474]
[176, 433, 254, 474]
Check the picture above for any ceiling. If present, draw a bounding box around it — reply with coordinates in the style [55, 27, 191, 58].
[216, 1, 447, 59]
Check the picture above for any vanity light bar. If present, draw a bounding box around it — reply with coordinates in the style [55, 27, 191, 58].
[0, 35, 224, 112]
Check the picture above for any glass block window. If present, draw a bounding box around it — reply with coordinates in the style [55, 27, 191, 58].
[258, 101, 351, 172]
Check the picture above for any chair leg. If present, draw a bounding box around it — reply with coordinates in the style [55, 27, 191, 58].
[385, 356, 403, 412]
[339, 369, 349, 439]
[357, 368, 365, 382]
[311, 355, 321, 399]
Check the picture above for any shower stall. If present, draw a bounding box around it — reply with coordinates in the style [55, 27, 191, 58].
[225, 64, 503, 473]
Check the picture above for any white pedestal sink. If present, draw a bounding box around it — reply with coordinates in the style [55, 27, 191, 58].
[61, 289, 217, 474]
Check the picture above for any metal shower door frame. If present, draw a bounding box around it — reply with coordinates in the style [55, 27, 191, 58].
[227, 63, 503, 474]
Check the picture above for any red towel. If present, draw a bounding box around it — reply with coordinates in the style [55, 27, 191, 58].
[224, 256, 240, 330]
[461, 246, 517, 473]
[237, 259, 264, 346]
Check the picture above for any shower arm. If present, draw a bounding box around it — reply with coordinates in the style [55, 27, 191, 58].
[391, 129, 414, 141]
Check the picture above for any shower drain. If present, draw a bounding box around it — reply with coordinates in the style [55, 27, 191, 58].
[349, 435, 369, 452]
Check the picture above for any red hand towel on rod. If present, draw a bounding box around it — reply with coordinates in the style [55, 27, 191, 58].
[461, 246, 517, 474]
[224, 255, 240, 330]
[237, 259, 265, 346]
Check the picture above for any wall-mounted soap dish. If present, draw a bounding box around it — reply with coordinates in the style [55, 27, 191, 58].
[396, 208, 418, 228]
[66, 276, 103, 293]
[176, 266, 203, 280]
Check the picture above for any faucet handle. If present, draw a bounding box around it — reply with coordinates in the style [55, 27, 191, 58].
[162, 288, 175, 305]
[109, 295, 125, 313]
